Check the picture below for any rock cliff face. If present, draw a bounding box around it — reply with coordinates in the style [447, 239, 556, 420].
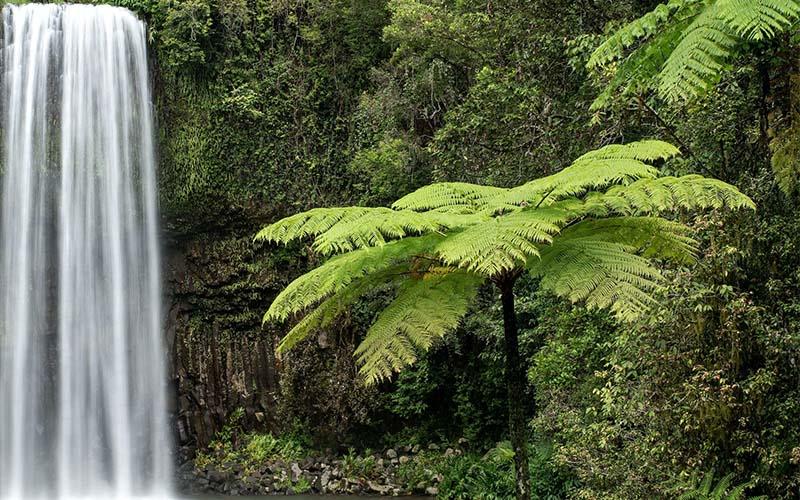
[162, 228, 378, 449]
[164, 232, 284, 447]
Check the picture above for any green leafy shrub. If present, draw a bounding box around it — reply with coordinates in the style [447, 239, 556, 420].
[674, 472, 764, 500]
[436, 441, 574, 500]
[292, 476, 312, 494]
[243, 433, 307, 464]
[341, 448, 378, 478]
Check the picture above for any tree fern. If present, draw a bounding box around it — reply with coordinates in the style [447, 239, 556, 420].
[259, 139, 752, 364]
[257, 140, 753, 500]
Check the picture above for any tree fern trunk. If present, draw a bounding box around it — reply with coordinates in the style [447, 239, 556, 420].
[500, 278, 531, 500]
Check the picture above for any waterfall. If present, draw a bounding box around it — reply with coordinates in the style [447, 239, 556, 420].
[0, 4, 172, 498]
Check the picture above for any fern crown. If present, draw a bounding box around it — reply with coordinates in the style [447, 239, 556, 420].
[257, 140, 754, 384]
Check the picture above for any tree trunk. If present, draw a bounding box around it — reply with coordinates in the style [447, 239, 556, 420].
[499, 278, 531, 500]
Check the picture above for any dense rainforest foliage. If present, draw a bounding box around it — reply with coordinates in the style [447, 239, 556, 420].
[85, 0, 800, 497]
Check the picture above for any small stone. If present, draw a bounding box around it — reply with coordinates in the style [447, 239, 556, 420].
[368, 481, 391, 494]
[399, 455, 410, 464]
[411, 444, 421, 454]
[208, 469, 227, 483]
[426, 486, 439, 495]
[428, 443, 440, 451]
[321, 470, 331, 487]
[386, 448, 398, 459]
[444, 447, 455, 457]
[290, 462, 303, 482]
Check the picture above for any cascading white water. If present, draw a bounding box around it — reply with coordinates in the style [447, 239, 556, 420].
[0, 4, 172, 499]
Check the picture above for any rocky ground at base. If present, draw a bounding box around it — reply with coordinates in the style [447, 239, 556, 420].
[176, 442, 469, 496]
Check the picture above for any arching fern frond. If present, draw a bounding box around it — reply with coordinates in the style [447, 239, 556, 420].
[574, 139, 682, 162]
[590, 19, 691, 110]
[392, 182, 507, 212]
[311, 208, 444, 255]
[276, 265, 407, 352]
[589, 0, 800, 105]
[354, 271, 482, 384]
[256, 205, 486, 255]
[587, 0, 704, 69]
[531, 238, 664, 321]
[491, 140, 676, 209]
[657, 4, 738, 102]
[264, 233, 443, 322]
[529, 216, 704, 321]
[583, 174, 755, 215]
[717, 0, 800, 40]
[562, 217, 698, 264]
[434, 208, 571, 276]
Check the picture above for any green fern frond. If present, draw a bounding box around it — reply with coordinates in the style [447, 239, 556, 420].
[590, 0, 800, 105]
[392, 182, 507, 212]
[434, 208, 570, 276]
[560, 217, 698, 264]
[717, 0, 800, 40]
[264, 233, 442, 323]
[255, 207, 371, 244]
[584, 174, 755, 215]
[256, 206, 463, 255]
[531, 237, 663, 321]
[495, 140, 676, 208]
[588, 0, 704, 68]
[396, 141, 676, 214]
[711, 473, 734, 497]
[677, 471, 758, 500]
[590, 19, 691, 110]
[276, 265, 407, 352]
[576, 139, 682, 162]
[657, 5, 737, 102]
[311, 208, 445, 255]
[483, 441, 515, 463]
[355, 271, 482, 384]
